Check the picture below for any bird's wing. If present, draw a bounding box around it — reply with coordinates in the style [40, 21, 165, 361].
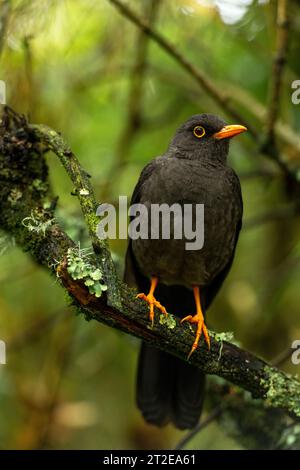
[124, 157, 163, 288]
[203, 169, 243, 309]
[130, 157, 163, 207]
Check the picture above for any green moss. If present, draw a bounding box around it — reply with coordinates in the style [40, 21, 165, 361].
[31, 178, 48, 193]
[8, 188, 22, 206]
[207, 331, 235, 360]
[262, 365, 300, 418]
[213, 331, 234, 343]
[86, 213, 100, 232]
[159, 313, 176, 329]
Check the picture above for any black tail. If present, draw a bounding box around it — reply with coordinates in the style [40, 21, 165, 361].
[137, 342, 205, 429]
[136, 282, 206, 429]
[124, 244, 206, 429]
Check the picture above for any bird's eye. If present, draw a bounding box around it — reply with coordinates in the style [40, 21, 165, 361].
[193, 126, 206, 138]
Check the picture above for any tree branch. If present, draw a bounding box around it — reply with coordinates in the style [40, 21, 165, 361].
[1, 107, 300, 423]
[29, 120, 120, 306]
[175, 346, 298, 450]
[102, 0, 161, 199]
[175, 405, 223, 450]
[108, 0, 300, 184]
[244, 201, 299, 230]
[266, 0, 290, 145]
[108, 0, 257, 137]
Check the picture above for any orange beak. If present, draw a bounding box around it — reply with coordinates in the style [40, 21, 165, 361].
[213, 124, 247, 140]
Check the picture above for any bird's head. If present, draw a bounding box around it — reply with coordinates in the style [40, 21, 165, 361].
[168, 114, 247, 163]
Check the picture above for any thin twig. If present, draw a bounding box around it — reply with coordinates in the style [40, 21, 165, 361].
[266, 0, 290, 146]
[102, 0, 161, 199]
[152, 64, 300, 158]
[119, 0, 161, 150]
[244, 201, 299, 230]
[239, 169, 279, 180]
[23, 35, 36, 118]
[174, 406, 223, 450]
[272, 346, 293, 367]
[38, 315, 75, 449]
[108, 0, 257, 137]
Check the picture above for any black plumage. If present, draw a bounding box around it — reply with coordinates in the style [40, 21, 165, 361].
[124, 114, 245, 429]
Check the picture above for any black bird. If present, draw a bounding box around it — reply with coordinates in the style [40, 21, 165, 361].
[124, 114, 246, 429]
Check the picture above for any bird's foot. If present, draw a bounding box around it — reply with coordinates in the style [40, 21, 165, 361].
[136, 292, 168, 327]
[181, 312, 210, 359]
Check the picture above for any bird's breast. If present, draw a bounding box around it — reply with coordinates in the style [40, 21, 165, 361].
[131, 158, 242, 287]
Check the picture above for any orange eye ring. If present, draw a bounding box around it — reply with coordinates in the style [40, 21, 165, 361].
[193, 126, 206, 138]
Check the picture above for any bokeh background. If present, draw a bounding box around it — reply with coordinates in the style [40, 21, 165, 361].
[0, 0, 300, 449]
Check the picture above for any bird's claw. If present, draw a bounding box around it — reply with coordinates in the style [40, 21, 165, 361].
[136, 292, 168, 326]
[181, 313, 210, 359]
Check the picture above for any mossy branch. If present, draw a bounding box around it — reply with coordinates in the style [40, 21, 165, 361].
[1, 107, 300, 425]
[29, 122, 120, 306]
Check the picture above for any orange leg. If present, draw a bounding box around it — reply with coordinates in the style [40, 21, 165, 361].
[136, 277, 168, 327]
[180, 286, 210, 359]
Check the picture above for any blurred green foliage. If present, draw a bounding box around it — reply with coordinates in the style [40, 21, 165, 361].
[0, 0, 300, 449]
